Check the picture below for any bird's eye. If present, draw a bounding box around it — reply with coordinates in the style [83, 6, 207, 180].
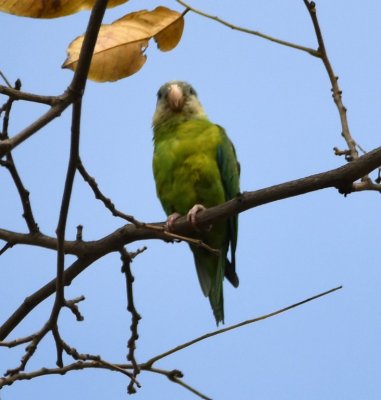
[157, 90, 163, 100]
[189, 87, 196, 96]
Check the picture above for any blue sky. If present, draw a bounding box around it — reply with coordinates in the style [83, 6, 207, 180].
[1, 1, 381, 399]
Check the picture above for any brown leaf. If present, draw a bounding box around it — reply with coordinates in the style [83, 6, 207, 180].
[116, 6, 185, 51]
[63, 7, 184, 82]
[154, 14, 184, 51]
[0, 0, 127, 19]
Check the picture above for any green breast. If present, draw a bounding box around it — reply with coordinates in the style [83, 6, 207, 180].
[153, 118, 226, 216]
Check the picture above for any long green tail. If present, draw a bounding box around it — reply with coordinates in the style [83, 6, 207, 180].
[191, 246, 226, 325]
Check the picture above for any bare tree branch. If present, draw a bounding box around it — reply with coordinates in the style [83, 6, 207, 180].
[1, 81, 39, 233]
[54, 0, 110, 309]
[64, 296, 85, 321]
[120, 247, 142, 394]
[1, 286, 341, 399]
[0, 85, 61, 106]
[0, 0, 113, 377]
[77, 157, 142, 225]
[1, 146, 379, 341]
[0, 360, 136, 388]
[0, 241, 14, 256]
[4, 323, 50, 376]
[143, 285, 342, 367]
[0, 333, 36, 348]
[144, 366, 211, 400]
[0, 0, 110, 160]
[303, 0, 358, 161]
[0, 93, 73, 158]
[176, 0, 319, 57]
[0, 156, 39, 232]
[0, 70, 12, 87]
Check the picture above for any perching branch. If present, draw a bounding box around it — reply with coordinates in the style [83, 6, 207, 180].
[1, 146, 380, 341]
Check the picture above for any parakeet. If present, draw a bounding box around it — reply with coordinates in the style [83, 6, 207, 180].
[152, 81, 240, 324]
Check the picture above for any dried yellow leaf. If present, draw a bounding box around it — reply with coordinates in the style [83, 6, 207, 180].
[0, 0, 127, 19]
[154, 10, 184, 51]
[64, 28, 148, 82]
[116, 7, 184, 51]
[63, 7, 184, 82]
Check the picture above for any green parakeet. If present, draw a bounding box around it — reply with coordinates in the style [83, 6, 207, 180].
[152, 81, 240, 324]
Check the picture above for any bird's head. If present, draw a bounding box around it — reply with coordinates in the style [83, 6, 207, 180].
[152, 81, 207, 127]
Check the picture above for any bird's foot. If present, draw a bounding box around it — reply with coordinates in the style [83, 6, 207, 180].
[187, 204, 210, 231]
[166, 212, 182, 231]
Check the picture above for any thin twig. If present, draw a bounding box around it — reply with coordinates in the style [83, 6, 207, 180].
[120, 248, 142, 394]
[1, 81, 40, 232]
[0, 360, 135, 389]
[77, 157, 142, 225]
[144, 286, 342, 367]
[176, 0, 319, 57]
[0, 333, 36, 348]
[58, 337, 140, 384]
[0, 70, 12, 88]
[64, 296, 85, 321]
[5, 323, 50, 376]
[0, 92, 73, 158]
[0, 157, 39, 232]
[303, 1, 358, 161]
[162, 230, 220, 256]
[144, 366, 211, 400]
[170, 375, 211, 400]
[77, 157, 219, 253]
[54, 98, 81, 311]
[0, 241, 14, 256]
[0, 85, 60, 106]
[129, 246, 148, 260]
[76, 224, 83, 241]
[51, 324, 64, 367]
[351, 178, 381, 193]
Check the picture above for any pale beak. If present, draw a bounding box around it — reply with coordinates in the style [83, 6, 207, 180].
[167, 84, 184, 111]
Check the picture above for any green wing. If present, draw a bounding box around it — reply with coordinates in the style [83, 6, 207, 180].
[216, 126, 240, 288]
[192, 126, 240, 324]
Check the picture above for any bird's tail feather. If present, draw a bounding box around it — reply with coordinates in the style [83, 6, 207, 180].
[225, 259, 239, 288]
[209, 253, 225, 325]
[191, 246, 225, 325]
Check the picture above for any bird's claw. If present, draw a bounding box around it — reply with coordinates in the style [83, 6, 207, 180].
[166, 212, 182, 231]
[187, 204, 210, 231]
